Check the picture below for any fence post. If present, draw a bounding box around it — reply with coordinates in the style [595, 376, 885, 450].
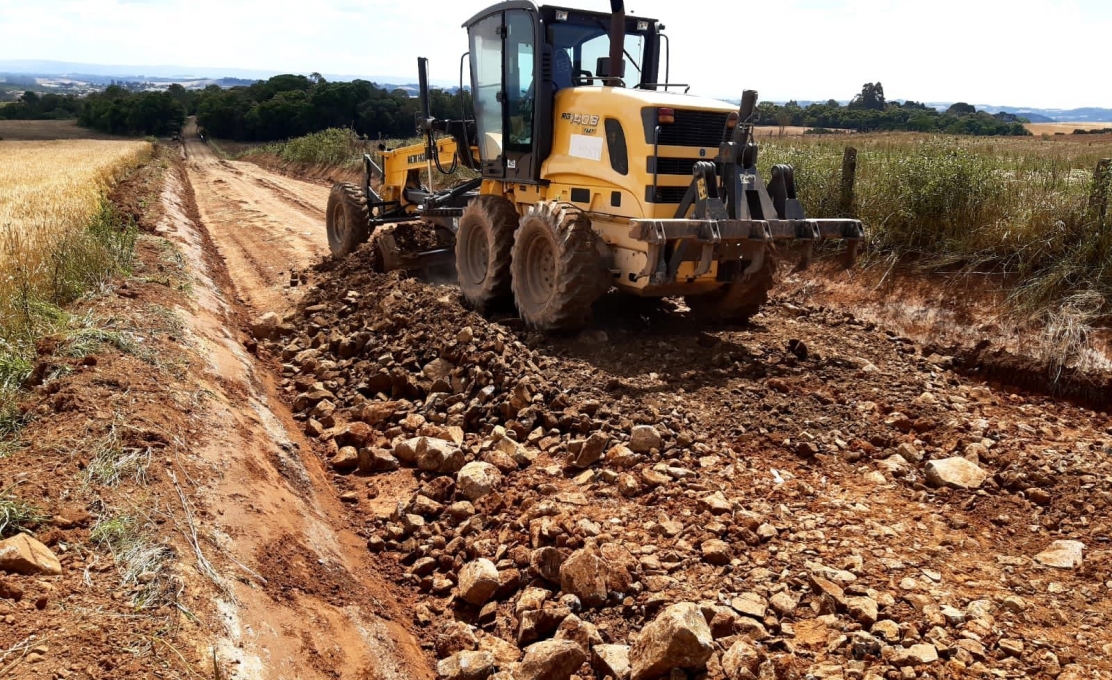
[839, 146, 858, 217]
[1092, 158, 1111, 226]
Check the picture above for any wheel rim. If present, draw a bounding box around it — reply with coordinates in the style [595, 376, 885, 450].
[461, 225, 490, 285]
[519, 230, 556, 310]
[331, 202, 348, 246]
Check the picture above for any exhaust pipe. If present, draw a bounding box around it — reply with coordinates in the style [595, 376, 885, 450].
[609, 0, 625, 84]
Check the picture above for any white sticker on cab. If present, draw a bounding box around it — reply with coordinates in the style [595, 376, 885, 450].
[569, 134, 604, 162]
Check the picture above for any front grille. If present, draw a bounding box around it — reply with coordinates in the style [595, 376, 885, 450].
[655, 109, 731, 147]
[645, 185, 691, 204]
[648, 157, 699, 175]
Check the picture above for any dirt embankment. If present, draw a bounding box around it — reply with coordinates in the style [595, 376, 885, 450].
[252, 243, 1112, 679]
[237, 152, 364, 189]
[783, 262, 1112, 410]
[1, 143, 432, 679]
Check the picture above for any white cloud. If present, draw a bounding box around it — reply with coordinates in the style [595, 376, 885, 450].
[0, 0, 1108, 108]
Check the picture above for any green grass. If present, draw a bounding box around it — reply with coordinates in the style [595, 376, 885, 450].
[759, 134, 1112, 320]
[0, 485, 47, 537]
[249, 128, 369, 166]
[243, 128, 478, 188]
[0, 201, 140, 436]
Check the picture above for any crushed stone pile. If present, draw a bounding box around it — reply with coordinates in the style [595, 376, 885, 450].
[257, 248, 1112, 680]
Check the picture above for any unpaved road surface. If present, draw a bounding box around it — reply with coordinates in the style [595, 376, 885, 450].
[174, 132, 1112, 680]
[184, 122, 328, 313]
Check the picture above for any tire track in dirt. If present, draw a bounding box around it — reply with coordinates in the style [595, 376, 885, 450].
[183, 121, 328, 314]
[164, 142, 432, 679]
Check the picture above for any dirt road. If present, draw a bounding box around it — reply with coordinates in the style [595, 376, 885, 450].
[171, 137, 432, 679]
[171, 131, 1111, 679]
[183, 122, 329, 313]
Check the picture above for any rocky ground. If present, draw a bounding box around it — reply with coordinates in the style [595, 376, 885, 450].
[255, 246, 1112, 680]
[6, 135, 1110, 679]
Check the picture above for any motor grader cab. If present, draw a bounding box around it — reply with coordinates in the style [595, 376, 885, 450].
[324, 0, 863, 330]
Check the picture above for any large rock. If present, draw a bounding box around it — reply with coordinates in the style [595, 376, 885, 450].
[361, 401, 399, 425]
[330, 446, 359, 471]
[592, 645, 631, 680]
[554, 614, 602, 651]
[846, 596, 879, 626]
[458, 559, 500, 605]
[394, 437, 424, 464]
[417, 438, 466, 474]
[457, 462, 502, 502]
[701, 539, 732, 566]
[567, 433, 608, 469]
[630, 602, 714, 680]
[559, 548, 609, 608]
[629, 425, 662, 454]
[890, 643, 938, 667]
[479, 635, 522, 666]
[0, 534, 61, 576]
[721, 639, 761, 680]
[517, 639, 587, 680]
[249, 312, 280, 340]
[924, 457, 987, 489]
[1034, 540, 1085, 569]
[436, 621, 479, 658]
[437, 651, 495, 680]
[531, 547, 566, 583]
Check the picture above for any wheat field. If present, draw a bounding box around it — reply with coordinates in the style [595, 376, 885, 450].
[0, 140, 150, 380]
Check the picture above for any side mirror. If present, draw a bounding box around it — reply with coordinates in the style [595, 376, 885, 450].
[596, 57, 625, 80]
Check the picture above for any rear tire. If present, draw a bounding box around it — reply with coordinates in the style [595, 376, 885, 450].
[685, 254, 777, 324]
[511, 202, 606, 332]
[326, 183, 371, 258]
[456, 196, 520, 311]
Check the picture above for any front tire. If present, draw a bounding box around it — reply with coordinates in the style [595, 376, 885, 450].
[685, 254, 777, 324]
[326, 183, 371, 258]
[511, 203, 606, 332]
[456, 196, 520, 311]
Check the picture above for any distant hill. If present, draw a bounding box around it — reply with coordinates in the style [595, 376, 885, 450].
[2, 62, 1108, 117]
[926, 102, 1112, 122]
[0, 59, 456, 89]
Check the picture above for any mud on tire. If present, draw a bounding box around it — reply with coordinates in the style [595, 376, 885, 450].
[326, 183, 371, 258]
[456, 195, 520, 311]
[685, 253, 777, 324]
[511, 202, 607, 332]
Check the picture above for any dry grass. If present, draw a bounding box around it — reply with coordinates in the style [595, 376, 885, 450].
[0, 139, 150, 419]
[1024, 121, 1112, 135]
[0, 120, 124, 141]
[760, 133, 1112, 315]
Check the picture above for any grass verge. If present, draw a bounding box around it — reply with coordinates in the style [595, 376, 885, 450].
[90, 512, 176, 610]
[0, 484, 47, 538]
[759, 134, 1112, 321]
[0, 199, 140, 430]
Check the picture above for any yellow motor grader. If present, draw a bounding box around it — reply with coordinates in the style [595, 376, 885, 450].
[325, 0, 862, 330]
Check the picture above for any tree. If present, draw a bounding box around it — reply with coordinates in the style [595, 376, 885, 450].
[946, 102, 977, 116]
[77, 89, 184, 135]
[849, 82, 886, 111]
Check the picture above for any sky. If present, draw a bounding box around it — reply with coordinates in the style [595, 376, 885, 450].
[0, 0, 1110, 109]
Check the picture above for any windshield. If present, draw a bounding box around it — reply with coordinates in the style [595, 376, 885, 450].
[550, 22, 648, 87]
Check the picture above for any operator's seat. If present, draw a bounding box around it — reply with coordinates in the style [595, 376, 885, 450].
[552, 50, 573, 91]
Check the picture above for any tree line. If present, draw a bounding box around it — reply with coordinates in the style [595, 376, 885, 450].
[0, 91, 82, 120]
[76, 86, 187, 136]
[757, 83, 1032, 137]
[194, 73, 469, 141]
[0, 86, 187, 136]
[1, 76, 1032, 140]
